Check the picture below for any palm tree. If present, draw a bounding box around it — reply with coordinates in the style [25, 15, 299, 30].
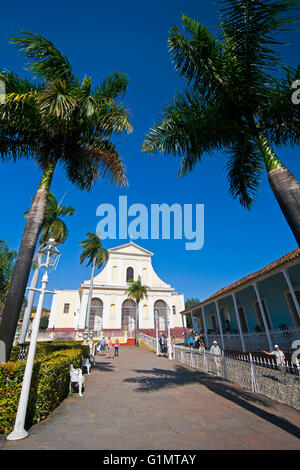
[19, 192, 75, 344]
[0, 240, 17, 313]
[143, 0, 300, 245]
[79, 232, 109, 336]
[125, 275, 149, 346]
[0, 32, 131, 361]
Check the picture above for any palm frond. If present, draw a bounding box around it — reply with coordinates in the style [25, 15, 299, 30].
[225, 133, 264, 209]
[10, 32, 76, 84]
[93, 72, 130, 102]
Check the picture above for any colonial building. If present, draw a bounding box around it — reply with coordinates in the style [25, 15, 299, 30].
[181, 249, 300, 353]
[48, 241, 185, 340]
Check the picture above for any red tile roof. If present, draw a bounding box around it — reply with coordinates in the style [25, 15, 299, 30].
[181, 248, 300, 314]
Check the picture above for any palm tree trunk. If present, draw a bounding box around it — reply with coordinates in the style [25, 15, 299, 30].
[136, 301, 140, 346]
[18, 264, 40, 345]
[0, 160, 57, 362]
[85, 257, 96, 330]
[256, 135, 300, 246]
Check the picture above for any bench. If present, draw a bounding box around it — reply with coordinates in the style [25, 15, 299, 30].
[82, 356, 91, 375]
[69, 365, 85, 397]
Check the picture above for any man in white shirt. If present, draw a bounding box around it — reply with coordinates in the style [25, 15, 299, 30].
[209, 340, 222, 375]
[263, 344, 287, 380]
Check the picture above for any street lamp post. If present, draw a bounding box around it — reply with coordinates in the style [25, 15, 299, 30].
[7, 238, 60, 441]
[166, 307, 172, 360]
[154, 310, 159, 356]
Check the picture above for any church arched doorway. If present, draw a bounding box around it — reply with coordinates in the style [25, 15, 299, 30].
[154, 300, 169, 331]
[121, 299, 137, 336]
[90, 298, 103, 335]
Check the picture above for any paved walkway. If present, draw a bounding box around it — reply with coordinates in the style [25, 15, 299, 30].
[1, 346, 300, 450]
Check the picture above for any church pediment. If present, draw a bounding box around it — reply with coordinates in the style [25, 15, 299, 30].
[108, 241, 153, 257]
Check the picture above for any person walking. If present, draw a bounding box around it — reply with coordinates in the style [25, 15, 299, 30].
[158, 332, 163, 355]
[99, 336, 106, 356]
[106, 337, 113, 358]
[209, 340, 222, 375]
[114, 338, 120, 357]
[263, 345, 287, 380]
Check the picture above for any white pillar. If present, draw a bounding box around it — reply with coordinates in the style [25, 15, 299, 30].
[102, 295, 110, 329]
[282, 269, 300, 325]
[148, 296, 155, 329]
[115, 295, 122, 330]
[48, 290, 59, 329]
[181, 314, 187, 344]
[201, 306, 208, 347]
[78, 292, 88, 329]
[214, 301, 225, 350]
[232, 293, 246, 352]
[167, 298, 174, 329]
[253, 282, 273, 351]
[191, 312, 197, 332]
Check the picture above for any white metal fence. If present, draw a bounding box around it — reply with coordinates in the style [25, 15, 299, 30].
[35, 329, 135, 341]
[140, 333, 300, 410]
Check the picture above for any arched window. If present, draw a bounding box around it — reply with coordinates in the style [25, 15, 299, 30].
[126, 267, 134, 282]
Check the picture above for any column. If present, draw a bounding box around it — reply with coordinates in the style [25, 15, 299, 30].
[191, 312, 197, 333]
[282, 269, 300, 325]
[148, 296, 155, 329]
[181, 314, 187, 344]
[214, 301, 225, 350]
[78, 292, 88, 329]
[115, 295, 123, 330]
[167, 298, 174, 329]
[253, 282, 272, 350]
[232, 293, 246, 352]
[102, 295, 110, 329]
[201, 306, 208, 347]
[48, 292, 58, 329]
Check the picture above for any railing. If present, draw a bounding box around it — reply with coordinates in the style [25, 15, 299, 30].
[194, 328, 300, 352]
[140, 333, 157, 350]
[140, 333, 300, 410]
[35, 329, 135, 342]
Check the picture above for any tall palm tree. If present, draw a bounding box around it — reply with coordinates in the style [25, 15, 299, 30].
[19, 192, 75, 344]
[79, 232, 109, 335]
[125, 275, 149, 346]
[0, 32, 131, 361]
[143, 0, 300, 245]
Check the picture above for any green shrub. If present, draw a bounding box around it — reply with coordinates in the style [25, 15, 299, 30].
[0, 345, 85, 435]
[10, 340, 89, 362]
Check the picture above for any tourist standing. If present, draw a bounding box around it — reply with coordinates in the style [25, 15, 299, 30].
[106, 337, 113, 358]
[188, 335, 194, 349]
[209, 340, 222, 375]
[114, 338, 120, 357]
[263, 345, 287, 380]
[99, 336, 106, 356]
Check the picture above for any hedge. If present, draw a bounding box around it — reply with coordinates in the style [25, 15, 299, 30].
[10, 340, 90, 362]
[0, 341, 89, 435]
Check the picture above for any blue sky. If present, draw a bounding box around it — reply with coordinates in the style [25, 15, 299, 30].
[1, 0, 299, 309]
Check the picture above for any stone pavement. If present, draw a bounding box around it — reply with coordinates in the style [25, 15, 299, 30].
[1, 346, 300, 450]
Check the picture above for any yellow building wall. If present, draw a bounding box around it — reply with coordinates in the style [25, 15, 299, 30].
[54, 291, 78, 329]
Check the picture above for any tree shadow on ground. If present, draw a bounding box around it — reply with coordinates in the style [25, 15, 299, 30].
[93, 361, 115, 373]
[124, 365, 300, 439]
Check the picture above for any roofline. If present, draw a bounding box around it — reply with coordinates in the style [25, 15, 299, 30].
[181, 248, 300, 315]
[108, 241, 153, 257]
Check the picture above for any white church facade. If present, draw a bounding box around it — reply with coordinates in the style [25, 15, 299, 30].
[48, 242, 185, 340]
